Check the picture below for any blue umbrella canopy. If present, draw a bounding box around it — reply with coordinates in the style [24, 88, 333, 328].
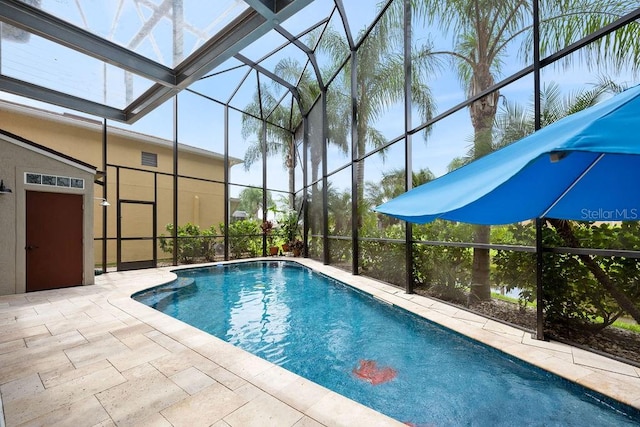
[375, 84, 640, 225]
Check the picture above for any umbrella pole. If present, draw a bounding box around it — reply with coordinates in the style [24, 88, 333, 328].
[535, 218, 545, 340]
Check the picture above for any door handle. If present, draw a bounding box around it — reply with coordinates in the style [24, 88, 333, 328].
[26, 245, 39, 250]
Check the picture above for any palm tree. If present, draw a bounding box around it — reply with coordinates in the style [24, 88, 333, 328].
[319, 7, 438, 229]
[237, 187, 273, 219]
[366, 167, 434, 206]
[325, 184, 353, 264]
[494, 79, 627, 144]
[241, 55, 347, 205]
[366, 167, 435, 228]
[449, 79, 626, 168]
[240, 52, 351, 250]
[402, 0, 640, 301]
[327, 185, 353, 236]
[240, 79, 303, 204]
[242, 2, 439, 260]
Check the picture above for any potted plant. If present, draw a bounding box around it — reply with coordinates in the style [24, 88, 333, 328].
[278, 211, 299, 252]
[290, 239, 304, 257]
[261, 220, 279, 256]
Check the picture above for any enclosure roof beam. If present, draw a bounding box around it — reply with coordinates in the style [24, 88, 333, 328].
[234, 53, 301, 103]
[0, 0, 175, 85]
[0, 75, 126, 122]
[275, 25, 324, 90]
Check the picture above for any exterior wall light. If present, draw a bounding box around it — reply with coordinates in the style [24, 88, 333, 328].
[95, 197, 110, 207]
[0, 179, 12, 193]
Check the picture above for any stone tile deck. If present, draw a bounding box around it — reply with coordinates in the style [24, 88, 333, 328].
[1, 258, 640, 426]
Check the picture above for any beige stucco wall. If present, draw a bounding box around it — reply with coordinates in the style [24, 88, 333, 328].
[0, 135, 95, 296]
[0, 102, 232, 265]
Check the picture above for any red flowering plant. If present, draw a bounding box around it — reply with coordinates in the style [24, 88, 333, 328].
[260, 220, 274, 234]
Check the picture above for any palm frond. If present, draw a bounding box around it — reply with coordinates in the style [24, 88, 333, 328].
[538, 0, 640, 74]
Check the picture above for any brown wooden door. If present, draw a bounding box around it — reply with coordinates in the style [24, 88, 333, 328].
[26, 191, 83, 292]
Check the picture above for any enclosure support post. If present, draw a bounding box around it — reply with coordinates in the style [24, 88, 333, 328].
[535, 218, 545, 340]
[350, 49, 359, 276]
[303, 115, 310, 259]
[404, 0, 414, 294]
[533, 0, 544, 340]
[102, 119, 108, 274]
[322, 91, 329, 264]
[153, 173, 158, 267]
[172, 96, 178, 266]
[116, 167, 121, 268]
[224, 105, 230, 261]
[262, 121, 268, 257]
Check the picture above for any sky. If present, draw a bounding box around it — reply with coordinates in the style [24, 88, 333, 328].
[1, 0, 639, 206]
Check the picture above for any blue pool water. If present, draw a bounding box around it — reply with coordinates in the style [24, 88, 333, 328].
[133, 261, 640, 426]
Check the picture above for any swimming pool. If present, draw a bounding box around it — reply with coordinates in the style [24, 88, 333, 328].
[133, 261, 640, 426]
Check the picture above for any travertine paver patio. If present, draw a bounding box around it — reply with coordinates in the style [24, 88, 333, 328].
[1, 258, 640, 426]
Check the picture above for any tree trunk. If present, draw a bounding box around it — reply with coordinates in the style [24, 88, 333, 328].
[355, 153, 365, 229]
[467, 66, 500, 303]
[309, 160, 320, 237]
[469, 224, 491, 302]
[547, 219, 640, 324]
[288, 142, 295, 208]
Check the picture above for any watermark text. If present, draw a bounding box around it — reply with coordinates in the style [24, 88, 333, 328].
[580, 208, 638, 221]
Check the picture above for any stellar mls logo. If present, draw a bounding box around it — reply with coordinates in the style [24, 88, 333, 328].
[580, 208, 638, 220]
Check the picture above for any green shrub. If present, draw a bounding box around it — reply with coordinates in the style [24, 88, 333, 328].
[492, 223, 537, 308]
[159, 223, 219, 264]
[493, 221, 640, 333]
[278, 210, 300, 244]
[220, 219, 261, 259]
[412, 220, 473, 302]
